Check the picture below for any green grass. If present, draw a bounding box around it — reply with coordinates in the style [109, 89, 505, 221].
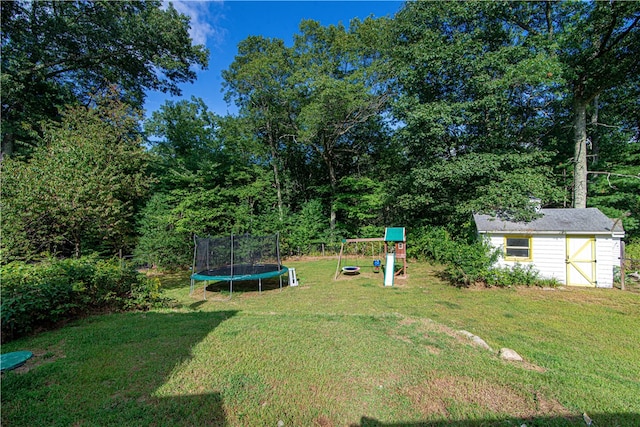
[2, 259, 639, 426]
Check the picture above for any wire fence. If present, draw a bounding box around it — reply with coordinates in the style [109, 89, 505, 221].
[283, 243, 342, 258]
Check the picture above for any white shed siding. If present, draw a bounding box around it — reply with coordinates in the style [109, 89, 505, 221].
[531, 235, 566, 283]
[490, 234, 567, 284]
[595, 236, 615, 288]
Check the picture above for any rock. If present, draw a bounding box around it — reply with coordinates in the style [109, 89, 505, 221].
[459, 330, 493, 351]
[499, 347, 523, 362]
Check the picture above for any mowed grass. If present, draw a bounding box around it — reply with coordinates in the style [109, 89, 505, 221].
[2, 259, 639, 426]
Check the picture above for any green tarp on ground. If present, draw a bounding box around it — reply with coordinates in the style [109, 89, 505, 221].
[1, 351, 33, 371]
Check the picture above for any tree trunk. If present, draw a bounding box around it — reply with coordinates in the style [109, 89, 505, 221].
[573, 98, 588, 208]
[267, 123, 284, 222]
[270, 145, 284, 222]
[325, 147, 338, 234]
[1, 132, 15, 159]
[328, 160, 337, 234]
[590, 95, 599, 166]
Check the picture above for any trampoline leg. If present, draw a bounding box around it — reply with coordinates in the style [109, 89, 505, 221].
[279, 275, 283, 292]
[259, 278, 262, 294]
[203, 281, 207, 300]
[230, 280, 233, 298]
[190, 279, 194, 295]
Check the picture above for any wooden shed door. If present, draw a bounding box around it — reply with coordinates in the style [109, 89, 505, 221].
[566, 236, 596, 286]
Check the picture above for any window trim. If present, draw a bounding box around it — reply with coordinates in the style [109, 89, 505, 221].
[503, 235, 532, 261]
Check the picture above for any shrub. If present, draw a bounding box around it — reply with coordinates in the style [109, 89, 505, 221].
[484, 264, 559, 288]
[442, 240, 500, 287]
[409, 226, 499, 286]
[624, 240, 640, 270]
[410, 226, 559, 288]
[0, 257, 168, 342]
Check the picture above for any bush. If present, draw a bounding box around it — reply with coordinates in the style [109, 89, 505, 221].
[624, 240, 640, 270]
[484, 263, 559, 288]
[1, 256, 168, 342]
[410, 226, 559, 288]
[442, 240, 500, 287]
[409, 226, 499, 286]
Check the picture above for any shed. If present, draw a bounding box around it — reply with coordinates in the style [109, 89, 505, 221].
[473, 208, 624, 288]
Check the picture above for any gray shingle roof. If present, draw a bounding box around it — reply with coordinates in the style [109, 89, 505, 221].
[473, 208, 624, 234]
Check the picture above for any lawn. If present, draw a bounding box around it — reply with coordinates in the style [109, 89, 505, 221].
[2, 259, 639, 426]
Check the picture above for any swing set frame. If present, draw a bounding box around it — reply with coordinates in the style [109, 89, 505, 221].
[334, 238, 385, 279]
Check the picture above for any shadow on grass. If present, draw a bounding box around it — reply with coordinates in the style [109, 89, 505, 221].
[1, 310, 237, 426]
[353, 413, 640, 426]
[202, 276, 288, 295]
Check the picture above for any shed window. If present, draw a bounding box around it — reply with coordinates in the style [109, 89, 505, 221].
[504, 237, 532, 260]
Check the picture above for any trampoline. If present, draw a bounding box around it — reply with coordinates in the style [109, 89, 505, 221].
[190, 233, 289, 299]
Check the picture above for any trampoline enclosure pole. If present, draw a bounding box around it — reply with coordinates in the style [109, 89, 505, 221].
[230, 234, 234, 298]
[191, 235, 197, 295]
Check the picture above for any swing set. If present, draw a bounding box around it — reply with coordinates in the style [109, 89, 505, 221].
[334, 228, 407, 283]
[334, 238, 385, 278]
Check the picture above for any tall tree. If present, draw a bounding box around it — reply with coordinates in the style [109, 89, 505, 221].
[145, 96, 221, 191]
[390, 1, 565, 229]
[1, 0, 208, 157]
[490, 1, 640, 208]
[222, 37, 295, 221]
[390, 0, 640, 233]
[291, 18, 390, 234]
[1, 92, 150, 260]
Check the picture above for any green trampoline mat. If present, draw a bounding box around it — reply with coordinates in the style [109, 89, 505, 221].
[1, 351, 33, 371]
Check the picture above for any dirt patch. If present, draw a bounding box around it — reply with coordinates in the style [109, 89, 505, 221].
[9, 341, 67, 374]
[313, 415, 334, 427]
[403, 374, 572, 419]
[505, 359, 548, 373]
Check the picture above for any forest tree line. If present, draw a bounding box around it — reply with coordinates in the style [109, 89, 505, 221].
[2, 0, 639, 268]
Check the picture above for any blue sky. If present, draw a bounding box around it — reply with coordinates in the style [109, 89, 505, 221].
[144, 1, 404, 117]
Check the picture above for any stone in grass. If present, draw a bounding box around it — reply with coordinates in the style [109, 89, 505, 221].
[458, 330, 493, 352]
[499, 347, 524, 362]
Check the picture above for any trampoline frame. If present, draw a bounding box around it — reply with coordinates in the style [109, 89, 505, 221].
[190, 233, 288, 299]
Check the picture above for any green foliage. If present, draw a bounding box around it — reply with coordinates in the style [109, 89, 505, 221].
[145, 96, 222, 188]
[0, 257, 167, 341]
[335, 176, 386, 237]
[1, 0, 209, 156]
[484, 264, 560, 288]
[285, 199, 329, 253]
[625, 241, 640, 261]
[1, 93, 151, 260]
[587, 143, 640, 239]
[133, 193, 192, 270]
[409, 226, 559, 288]
[408, 226, 498, 286]
[398, 152, 564, 230]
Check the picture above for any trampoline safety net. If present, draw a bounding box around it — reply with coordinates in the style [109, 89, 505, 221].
[193, 233, 284, 278]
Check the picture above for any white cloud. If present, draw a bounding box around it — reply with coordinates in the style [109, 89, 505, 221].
[165, 1, 226, 47]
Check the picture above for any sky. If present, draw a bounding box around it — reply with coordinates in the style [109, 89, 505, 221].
[144, 1, 404, 118]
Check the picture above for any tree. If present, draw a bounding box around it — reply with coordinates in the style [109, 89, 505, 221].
[222, 36, 295, 221]
[389, 1, 640, 235]
[490, 1, 640, 208]
[1, 92, 151, 260]
[291, 18, 391, 234]
[145, 96, 222, 192]
[390, 1, 566, 230]
[1, 0, 209, 157]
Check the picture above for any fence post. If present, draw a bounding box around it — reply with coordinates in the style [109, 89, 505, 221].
[620, 241, 626, 291]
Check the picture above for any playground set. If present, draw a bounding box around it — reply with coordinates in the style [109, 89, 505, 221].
[334, 227, 406, 286]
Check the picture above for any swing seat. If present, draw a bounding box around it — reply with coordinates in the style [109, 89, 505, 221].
[342, 266, 361, 275]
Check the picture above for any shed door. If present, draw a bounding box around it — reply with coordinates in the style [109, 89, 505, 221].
[566, 236, 596, 286]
